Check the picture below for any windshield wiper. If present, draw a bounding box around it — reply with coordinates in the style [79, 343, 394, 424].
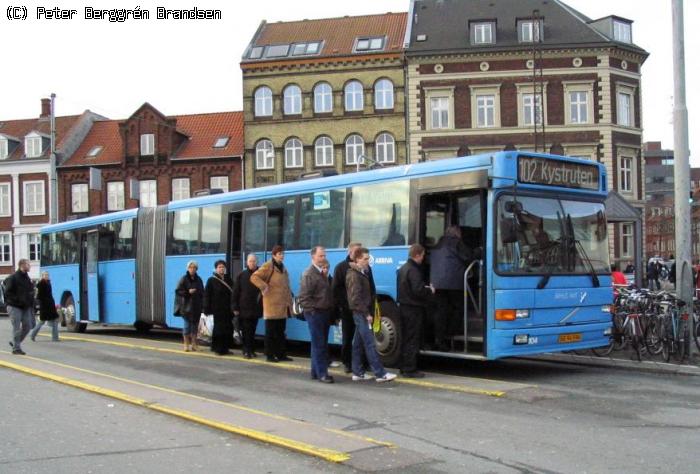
[536, 238, 565, 289]
[565, 214, 600, 288]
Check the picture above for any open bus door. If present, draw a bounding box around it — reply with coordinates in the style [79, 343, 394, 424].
[80, 230, 100, 323]
[419, 191, 486, 357]
[229, 207, 268, 271]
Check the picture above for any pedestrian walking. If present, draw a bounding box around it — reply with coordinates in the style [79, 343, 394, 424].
[4, 259, 35, 355]
[299, 246, 334, 383]
[232, 254, 263, 359]
[203, 260, 235, 356]
[332, 242, 375, 373]
[346, 247, 396, 383]
[30, 271, 60, 342]
[174, 260, 204, 352]
[397, 244, 434, 378]
[646, 259, 660, 290]
[251, 245, 293, 363]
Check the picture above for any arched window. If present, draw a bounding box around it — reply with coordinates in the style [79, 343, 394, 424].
[284, 138, 303, 168]
[374, 79, 394, 110]
[254, 87, 273, 117]
[255, 140, 274, 169]
[313, 82, 332, 113]
[375, 133, 395, 164]
[344, 80, 364, 111]
[345, 135, 365, 165]
[283, 85, 302, 115]
[314, 137, 334, 166]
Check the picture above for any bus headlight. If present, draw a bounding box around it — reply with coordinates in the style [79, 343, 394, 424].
[601, 305, 612, 313]
[496, 309, 530, 321]
[604, 327, 612, 336]
[514, 334, 529, 345]
[515, 309, 530, 319]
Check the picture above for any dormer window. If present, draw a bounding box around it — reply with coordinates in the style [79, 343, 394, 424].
[213, 137, 229, 148]
[518, 20, 543, 43]
[291, 42, 321, 56]
[471, 22, 495, 45]
[87, 145, 103, 158]
[265, 44, 290, 58]
[140, 133, 154, 156]
[613, 20, 631, 43]
[0, 138, 7, 159]
[25, 134, 43, 158]
[249, 46, 263, 59]
[355, 37, 385, 52]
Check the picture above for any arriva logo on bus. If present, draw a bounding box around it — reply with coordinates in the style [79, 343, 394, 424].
[368, 255, 394, 266]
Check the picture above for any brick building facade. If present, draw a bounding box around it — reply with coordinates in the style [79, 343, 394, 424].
[57, 103, 244, 221]
[0, 98, 102, 279]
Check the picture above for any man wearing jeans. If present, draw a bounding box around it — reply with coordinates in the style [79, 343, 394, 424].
[298, 246, 334, 383]
[346, 247, 396, 383]
[5, 259, 36, 355]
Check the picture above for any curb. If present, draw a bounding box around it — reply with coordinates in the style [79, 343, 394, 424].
[519, 352, 700, 376]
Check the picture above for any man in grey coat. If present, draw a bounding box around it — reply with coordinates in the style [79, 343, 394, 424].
[5, 259, 36, 355]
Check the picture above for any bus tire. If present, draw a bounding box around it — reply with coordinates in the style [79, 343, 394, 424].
[62, 296, 86, 333]
[375, 300, 401, 368]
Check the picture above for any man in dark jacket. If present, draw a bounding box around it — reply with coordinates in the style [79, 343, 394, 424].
[346, 247, 396, 383]
[332, 242, 375, 373]
[299, 246, 334, 383]
[232, 254, 263, 359]
[429, 226, 474, 351]
[5, 259, 35, 355]
[398, 244, 434, 378]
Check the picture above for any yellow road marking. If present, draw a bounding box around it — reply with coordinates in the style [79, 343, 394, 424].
[49, 334, 511, 397]
[0, 354, 355, 463]
[1, 350, 394, 448]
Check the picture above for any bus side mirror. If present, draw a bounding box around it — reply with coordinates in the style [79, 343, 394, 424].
[500, 218, 518, 244]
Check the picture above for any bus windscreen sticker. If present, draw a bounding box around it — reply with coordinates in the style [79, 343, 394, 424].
[313, 191, 331, 210]
[518, 156, 599, 190]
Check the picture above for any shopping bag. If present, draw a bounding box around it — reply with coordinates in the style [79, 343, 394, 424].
[198, 313, 213, 341]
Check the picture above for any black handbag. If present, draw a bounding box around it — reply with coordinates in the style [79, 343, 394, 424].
[173, 293, 187, 317]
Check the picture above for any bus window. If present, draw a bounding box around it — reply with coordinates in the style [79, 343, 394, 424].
[99, 219, 135, 261]
[264, 197, 296, 250]
[350, 181, 408, 247]
[298, 190, 345, 249]
[62, 231, 79, 264]
[201, 206, 224, 254]
[169, 209, 200, 255]
[41, 233, 57, 266]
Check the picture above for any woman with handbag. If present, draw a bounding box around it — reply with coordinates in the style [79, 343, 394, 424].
[251, 245, 293, 363]
[204, 260, 235, 356]
[175, 260, 204, 352]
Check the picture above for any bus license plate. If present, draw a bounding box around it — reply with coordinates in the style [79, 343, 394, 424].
[558, 333, 582, 343]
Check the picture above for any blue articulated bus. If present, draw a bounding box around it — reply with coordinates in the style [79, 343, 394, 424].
[41, 151, 613, 363]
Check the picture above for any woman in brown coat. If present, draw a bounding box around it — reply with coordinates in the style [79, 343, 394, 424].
[250, 245, 293, 362]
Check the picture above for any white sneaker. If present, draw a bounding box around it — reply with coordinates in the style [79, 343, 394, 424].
[352, 373, 375, 381]
[329, 361, 341, 368]
[376, 372, 397, 383]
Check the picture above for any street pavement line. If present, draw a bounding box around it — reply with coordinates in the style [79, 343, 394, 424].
[51, 334, 509, 397]
[0, 356, 351, 463]
[2, 351, 395, 449]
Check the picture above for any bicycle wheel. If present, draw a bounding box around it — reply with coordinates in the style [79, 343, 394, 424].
[673, 322, 687, 363]
[643, 316, 664, 355]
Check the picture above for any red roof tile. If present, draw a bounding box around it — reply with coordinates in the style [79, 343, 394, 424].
[245, 12, 407, 63]
[62, 111, 243, 167]
[0, 115, 83, 160]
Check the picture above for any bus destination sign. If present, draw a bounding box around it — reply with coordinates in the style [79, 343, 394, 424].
[518, 156, 599, 190]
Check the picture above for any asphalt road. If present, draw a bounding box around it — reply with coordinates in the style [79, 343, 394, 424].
[1, 319, 699, 473]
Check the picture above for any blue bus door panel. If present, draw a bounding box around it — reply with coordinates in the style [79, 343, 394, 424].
[86, 231, 101, 322]
[97, 261, 136, 325]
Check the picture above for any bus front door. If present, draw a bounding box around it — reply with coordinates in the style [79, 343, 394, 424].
[81, 230, 101, 322]
[241, 207, 268, 265]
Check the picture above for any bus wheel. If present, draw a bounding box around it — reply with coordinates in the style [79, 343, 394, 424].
[375, 300, 401, 368]
[63, 296, 86, 333]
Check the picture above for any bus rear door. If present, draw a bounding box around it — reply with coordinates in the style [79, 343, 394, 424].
[80, 230, 100, 322]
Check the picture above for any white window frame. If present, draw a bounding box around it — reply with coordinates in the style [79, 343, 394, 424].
[23, 180, 45, 216]
[254, 87, 273, 117]
[616, 85, 635, 127]
[621, 223, 633, 258]
[472, 22, 494, 44]
[283, 85, 302, 115]
[172, 178, 190, 201]
[476, 95, 495, 128]
[28, 233, 41, 262]
[374, 79, 394, 110]
[71, 183, 89, 214]
[140, 133, 154, 156]
[139, 179, 157, 208]
[107, 181, 125, 211]
[314, 82, 333, 113]
[519, 20, 543, 43]
[613, 21, 632, 43]
[345, 135, 365, 165]
[314, 137, 334, 167]
[375, 133, 395, 164]
[25, 134, 43, 158]
[285, 139, 304, 168]
[0, 138, 8, 159]
[569, 91, 588, 124]
[522, 94, 543, 126]
[209, 176, 229, 193]
[563, 81, 594, 125]
[620, 156, 633, 193]
[469, 85, 501, 129]
[0, 232, 11, 263]
[344, 81, 364, 112]
[516, 83, 547, 127]
[0, 182, 10, 216]
[255, 140, 274, 170]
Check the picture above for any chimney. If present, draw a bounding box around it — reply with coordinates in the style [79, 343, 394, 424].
[40, 98, 51, 118]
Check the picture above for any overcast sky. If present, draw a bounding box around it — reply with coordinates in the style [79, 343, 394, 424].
[0, 0, 697, 165]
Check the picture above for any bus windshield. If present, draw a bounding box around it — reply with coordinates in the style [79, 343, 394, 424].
[496, 195, 609, 275]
